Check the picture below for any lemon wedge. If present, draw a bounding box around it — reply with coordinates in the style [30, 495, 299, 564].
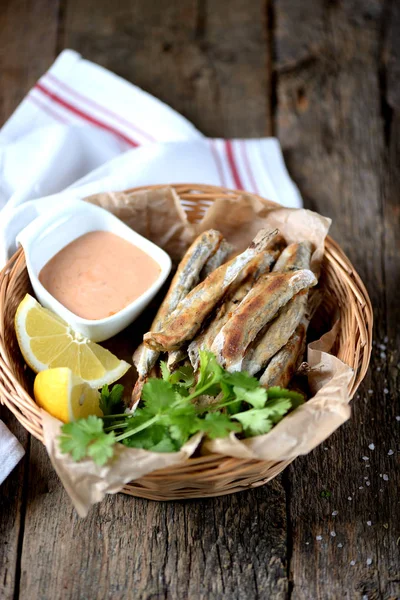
[34, 368, 103, 422]
[15, 294, 130, 388]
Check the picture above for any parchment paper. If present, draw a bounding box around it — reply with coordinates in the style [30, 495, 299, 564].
[42, 186, 354, 516]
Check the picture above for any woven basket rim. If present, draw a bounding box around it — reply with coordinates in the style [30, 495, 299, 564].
[0, 184, 373, 500]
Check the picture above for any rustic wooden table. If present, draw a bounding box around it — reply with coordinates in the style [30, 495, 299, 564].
[1, 1, 399, 599]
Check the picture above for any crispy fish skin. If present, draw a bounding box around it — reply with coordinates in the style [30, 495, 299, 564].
[187, 245, 282, 370]
[143, 229, 281, 352]
[272, 241, 312, 273]
[212, 269, 317, 372]
[167, 348, 187, 371]
[133, 229, 224, 378]
[243, 241, 313, 375]
[132, 230, 224, 405]
[200, 239, 233, 278]
[259, 322, 307, 388]
[259, 289, 322, 388]
[242, 291, 308, 375]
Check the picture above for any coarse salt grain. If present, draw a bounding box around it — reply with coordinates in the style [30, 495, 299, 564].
[359, 486, 364, 490]
[330, 531, 336, 537]
[367, 521, 372, 526]
[368, 389, 373, 395]
[396, 416, 400, 421]
[366, 558, 372, 566]
[376, 367, 381, 372]
[384, 336, 389, 343]
[368, 443, 375, 450]
[366, 481, 370, 486]
[384, 388, 389, 394]
[380, 352, 387, 359]
[362, 456, 369, 461]
[383, 474, 389, 481]
[316, 535, 322, 541]
[388, 449, 394, 456]
[350, 560, 356, 566]
[379, 344, 386, 350]
[348, 496, 352, 501]
[337, 543, 343, 548]
[332, 510, 338, 516]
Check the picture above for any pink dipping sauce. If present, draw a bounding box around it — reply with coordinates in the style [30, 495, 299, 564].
[39, 231, 161, 320]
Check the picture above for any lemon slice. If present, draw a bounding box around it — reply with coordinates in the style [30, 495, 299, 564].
[15, 294, 130, 388]
[34, 368, 103, 423]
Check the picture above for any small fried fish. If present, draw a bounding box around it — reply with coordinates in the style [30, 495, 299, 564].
[212, 269, 317, 372]
[143, 229, 282, 352]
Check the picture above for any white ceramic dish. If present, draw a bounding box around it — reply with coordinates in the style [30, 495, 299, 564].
[17, 201, 171, 342]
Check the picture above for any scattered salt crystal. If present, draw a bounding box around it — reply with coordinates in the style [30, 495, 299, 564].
[379, 344, 386, 350]
[324, 447, 328, 450]
[380, 489, 384, 492]
[332, 510, 338, 516]
[365, 464, 371, 468]
[380, 352, 386, 359]
[384, 336, 389, 343]
[366, 481, 371, 486]
[376, 367, 381, 372]
[359, 486, 364, 490]
[383, 474, 389, 481]
[367, 521, 372, 526]
[348, 496, 352, 501]
[379, 474, 383, 477]
[316, 535, 322, 541]
[330, 531, 336, 537]
[362, 595, 369, 600]
[364, 476, 369, 480]
[305, 542, 309, 545]
[362, 456, 369, 461]
[366, 558, 372, 566]
[337, 543, 343, 548]
[350, 560, 356, 566]
[368, 443, 375, 450]
[388, 449, 394, 456]
[396, 416, 400, 421]
[384, 388, 389, 394]
[368, 389, 373, 395]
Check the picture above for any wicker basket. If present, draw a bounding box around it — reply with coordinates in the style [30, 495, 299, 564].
[0, 184, 373, 501]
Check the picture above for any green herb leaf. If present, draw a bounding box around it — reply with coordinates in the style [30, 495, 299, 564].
[160, 360, 170, 381]
[233, 385, 267, 409]
[198, 412, 241, 439]
[142, 378, 176, 414]
[196, 351, 224, 391]
[168, 365, 195, 389]
[59, 416, 116, 465]
[99, 383, 125, 416]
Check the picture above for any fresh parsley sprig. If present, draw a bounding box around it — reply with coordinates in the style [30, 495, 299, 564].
[59, 351, 304, 465]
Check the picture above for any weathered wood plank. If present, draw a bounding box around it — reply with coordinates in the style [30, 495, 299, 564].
[0, 2, 58, 598]
[19, 440, 288, 600]
[275, 0, 400, 597]
[0, 408, 28, 600]
[0, 0, 59, 124]
[15, 2, 288, 599]
[61, 0, 271, 136]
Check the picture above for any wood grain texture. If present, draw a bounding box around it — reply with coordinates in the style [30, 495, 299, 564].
[275, 0, 400, 597]
[12, 2, 288, 599]
[0, 0, 59, 125]
[61, 0, 271, 136]
[0, 1, 58, 597]
[0, 408, 28, 600]
[18, 440, 287, 600]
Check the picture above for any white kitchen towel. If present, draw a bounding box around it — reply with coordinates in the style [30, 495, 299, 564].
[0, 420, 25, 485]
[0, 49, 303, 480]
[0, 49, 302, 264]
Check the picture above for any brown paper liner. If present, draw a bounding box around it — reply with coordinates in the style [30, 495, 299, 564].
[41, 187, 353, 516]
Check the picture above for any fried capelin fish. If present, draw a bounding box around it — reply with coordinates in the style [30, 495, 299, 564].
[143, 229, 282, 352]
[259, 291, 321, 388]
[212, 268, 317, 372]
[132, 229, 224, 402]
[187, 245, 284, 370]
[242, 242, 313, 375]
